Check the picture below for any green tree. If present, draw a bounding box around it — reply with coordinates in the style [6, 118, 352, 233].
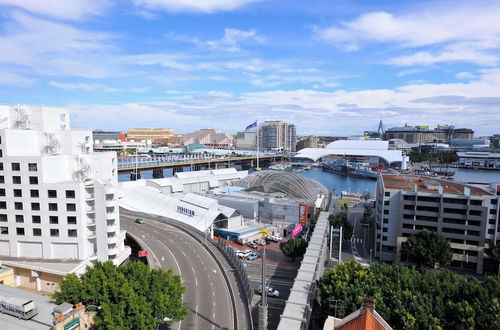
[314, 260, 500, 330]
[279, 238, 308, 262]
[328, 212, 353, 240]
[401, 230, 452, 268]
[361, 204, 372, 225]
[52, 261, 189, 329]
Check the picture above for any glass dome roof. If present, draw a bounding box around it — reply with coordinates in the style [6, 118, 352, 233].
[237, 170, 328, 204]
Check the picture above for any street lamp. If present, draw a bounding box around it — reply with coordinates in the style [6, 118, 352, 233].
[258, 225, 270, 330]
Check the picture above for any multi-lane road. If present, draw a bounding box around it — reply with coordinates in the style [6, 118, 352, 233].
[121, 214, 251, 330]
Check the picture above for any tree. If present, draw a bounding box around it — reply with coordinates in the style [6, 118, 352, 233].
[361, 204, 372, 225]
[279, 238, 308, 262]
[401, 230, 452, 268]
[328, 212, 353, 240]
[485, 240, 500, 275]
[314, 260, 500, 330]
[52, 261, 189, 329]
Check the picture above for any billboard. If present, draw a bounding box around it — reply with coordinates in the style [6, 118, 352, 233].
[292, 224, 303, 238]
[299, 203, 308, 226]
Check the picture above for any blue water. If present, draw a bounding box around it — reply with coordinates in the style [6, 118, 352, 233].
[119, 166, 499, 196]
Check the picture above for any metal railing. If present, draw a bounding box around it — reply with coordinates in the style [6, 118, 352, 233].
[120, 208, 253, 330]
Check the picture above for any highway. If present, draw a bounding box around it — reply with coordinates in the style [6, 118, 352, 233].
[121, 214, 251, 330]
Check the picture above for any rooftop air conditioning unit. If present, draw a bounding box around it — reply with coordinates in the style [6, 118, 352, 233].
[44, 132, 60, 155]
[74, 156, 91, 181]
[13, 104, 31, 129]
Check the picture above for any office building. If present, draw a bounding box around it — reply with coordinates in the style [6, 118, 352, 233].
[296, 136, 319, 150]
[260, 120, 296, 152]
[235, 131, 257, 149]
[182, 128, 235, 149]
[0, 105, 130, 291]
[92, 130, 126, 143]
[383, 124, 474, 144]
[127, 128, 174, 143]
[458, 152, 500, 168]
[375, 174, 500, 274]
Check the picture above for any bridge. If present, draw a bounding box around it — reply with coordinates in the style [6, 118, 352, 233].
[117, 154, 285, 173]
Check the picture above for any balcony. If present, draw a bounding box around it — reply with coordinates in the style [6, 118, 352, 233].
[85, 207, 95, 214]
[88, 231, 96, 239]
[105, 200, 115, 208]
[105, 207, 115, 214]
[85, 194, 94, 201]
[105, 186, 115, 195]
[107, 223, 118, 233]
[86, 220, 96, 227]
[108, 247, 118, 256]
[107, 235, 119, 244]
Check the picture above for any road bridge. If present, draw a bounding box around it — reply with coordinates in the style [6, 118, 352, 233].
[117, 154, 284, 173]
[121, 214, 252, 330]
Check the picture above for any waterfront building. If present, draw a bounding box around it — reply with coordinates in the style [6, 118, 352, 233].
[0, 105, 130, 291]
[93, 141, 146, 152]
[260, 120, 296, 152]
[297, 136, 319, 150]
[458, 151, 500, 168]
[383, 124, 473, 144]
[127, 128, 174, 144]
[375, 174, 500, 274]
[182, 128, 235, 149]
[235, 131, 257, 149]
[92, 130, 126, 143]
[294, 140, 408, 169]
[449, 138, 490, 150]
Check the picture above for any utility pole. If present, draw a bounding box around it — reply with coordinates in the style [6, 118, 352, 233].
[259, 226, 269, 330]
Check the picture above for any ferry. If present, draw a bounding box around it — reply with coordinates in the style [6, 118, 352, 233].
[321, 159, 379, 180]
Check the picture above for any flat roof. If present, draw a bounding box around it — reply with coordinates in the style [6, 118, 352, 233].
[1, 258, 92, 276]
[381, 174, 492, 196]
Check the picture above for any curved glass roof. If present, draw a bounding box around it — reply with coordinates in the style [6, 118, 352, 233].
[237, 170, 328, 204]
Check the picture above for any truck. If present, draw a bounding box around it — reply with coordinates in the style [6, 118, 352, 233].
[0, 296, 38, 320]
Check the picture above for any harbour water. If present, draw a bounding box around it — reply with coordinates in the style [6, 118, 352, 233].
[119, 165, 500, 197]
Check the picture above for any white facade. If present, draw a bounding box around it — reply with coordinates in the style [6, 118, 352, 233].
[0, 105, 130, 267]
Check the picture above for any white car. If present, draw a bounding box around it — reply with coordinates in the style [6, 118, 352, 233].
[257, 285, 280, 298]
[255, 239, 266, 246]
[237, 249, 252, 259]
[270, 235, 282, 242]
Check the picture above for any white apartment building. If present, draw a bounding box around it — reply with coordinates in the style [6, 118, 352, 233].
[375, 174, 500, 274]
[0, 105, 130, 291]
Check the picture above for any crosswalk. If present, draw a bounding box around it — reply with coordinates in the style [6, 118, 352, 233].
[350, 237, 363, 244]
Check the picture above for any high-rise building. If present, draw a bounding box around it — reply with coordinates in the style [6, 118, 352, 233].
[375, 174, 499, 274]
[0, 105, 130, 291]
[383, 124, 474, 144]
[235, 131, 257, 149]
[260, 120, 296, 152]
[296, 136, 319, 150]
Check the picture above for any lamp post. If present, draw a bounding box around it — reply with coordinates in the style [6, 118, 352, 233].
[258, 226, 269, 330]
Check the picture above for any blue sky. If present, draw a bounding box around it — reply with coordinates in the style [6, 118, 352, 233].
[0, 0, 499, 135]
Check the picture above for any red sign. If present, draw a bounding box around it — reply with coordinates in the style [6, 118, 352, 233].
[292, 224, 303, 238]
[299, 203, 308, 226]
[138, 250, 149, 257]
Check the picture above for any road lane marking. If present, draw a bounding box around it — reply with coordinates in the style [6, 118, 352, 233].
[195, 278, 198, 287]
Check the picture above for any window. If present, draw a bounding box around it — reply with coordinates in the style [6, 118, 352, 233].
[28, 163, 37, 171]
[492, 199, 498, 205]
[32, 215, 41, 223]
[14, 202, 23, 210]
[382, 236, 388, 241]
[16, 227, 25, 236]
[469, 210, 482, 216]
[384, 201, 390, 206]
[67, 216, 77, 224]
[48, 203, 58, 211]
[48, 190, 57, 198]
[0, 163, 3, 170]
[383, 210, 389, 215]
[383, 227, 388, 232]
[33, 228, 42, 236]
[0, 188, 5, 196]
[66, 203, 76, 212]
[385, 192, 390, 197]
[66, 190, 75, 198]
[383, 218, 389, 224]
[0, 176, 4, 184]
[49, 216, 58, 224]
[50, 229, 59, 237]
[11, 163, 20, 171]
[68, 229, 77, 237]
[31, 202, 40, 211]
[0, 226, 7, 235]
[0, 150, 2, 157]
[15, 215, 23, 223]
[12, 176, 21, 184]
[0, 201, 6, 209]
[13, 189, 22, 197]
[0, 214, 6, 222]
[470, 200, 482, 206]
[30, 189, 39, 198]
[29, 176, 38, 185]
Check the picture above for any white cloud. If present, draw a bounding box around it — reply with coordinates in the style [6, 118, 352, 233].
[315, 2, 500, 66]
[0, 0, 110, 20]
[205, 28, 266, 52]
[132, 0, 264, 14]
[0, 71, 36, 86]
[48, 81, 121, 92]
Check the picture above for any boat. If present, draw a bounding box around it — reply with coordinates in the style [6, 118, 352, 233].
[321, 159, 379, 180]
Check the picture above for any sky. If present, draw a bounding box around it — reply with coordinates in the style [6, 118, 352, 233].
[0, 0, 499, 136]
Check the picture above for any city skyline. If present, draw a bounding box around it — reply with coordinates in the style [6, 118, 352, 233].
[0, 0, 499, 135]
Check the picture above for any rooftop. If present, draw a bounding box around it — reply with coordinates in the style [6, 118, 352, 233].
[381, 174, 492, 196]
